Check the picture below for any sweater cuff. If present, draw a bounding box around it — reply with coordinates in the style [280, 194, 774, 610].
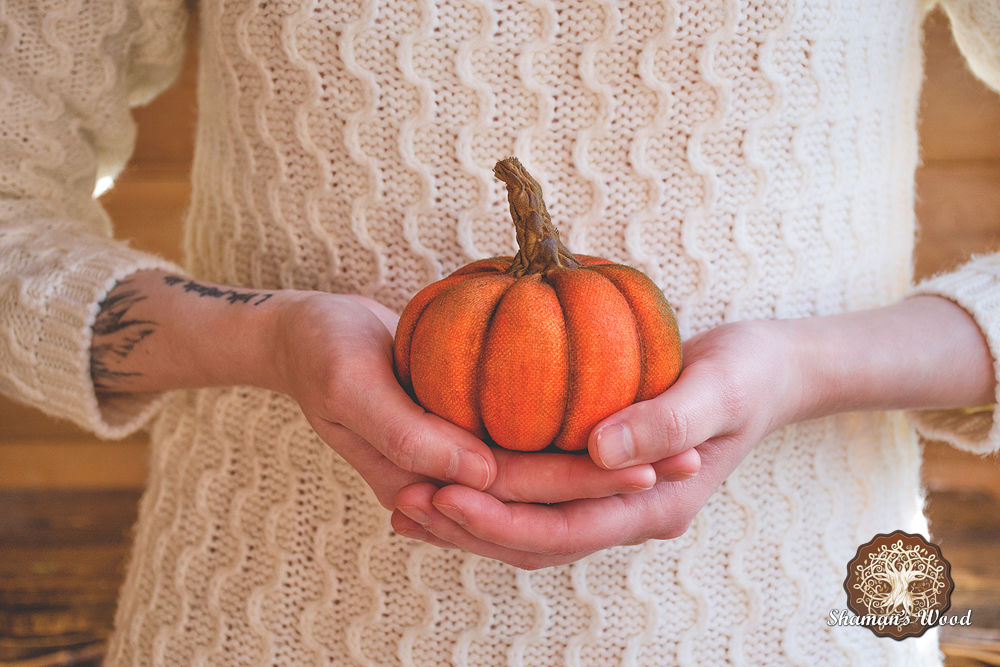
[3, 232, 185, 440]
[906, 254, 1000, 454]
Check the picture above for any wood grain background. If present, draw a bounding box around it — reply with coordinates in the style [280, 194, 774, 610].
[1, 9, 999, 665]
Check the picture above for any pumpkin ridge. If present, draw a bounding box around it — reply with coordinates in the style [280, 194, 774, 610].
[474, 277, 521, 446]
[588, 263, 682, 401]
[404, 278, 464, 394]
[587, 264, 647, 404]
[541, 272, 574, 451]
[544, 271, 578, 450]
[544, 267, 641, 450]
[408, 274, 513, 438]
[395, 272, 474, 393]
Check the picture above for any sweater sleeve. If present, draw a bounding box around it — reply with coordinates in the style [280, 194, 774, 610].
[906, 2, 1000, 454]
[936, 0, 1000, 92]
[0, 0, 190, 439]
[907, 256, 1000, 454]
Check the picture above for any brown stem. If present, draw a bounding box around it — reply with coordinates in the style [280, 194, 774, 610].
[494, 157, 581, 277]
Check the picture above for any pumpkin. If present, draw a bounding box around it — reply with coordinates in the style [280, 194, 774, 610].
[393, 157, 682, 452]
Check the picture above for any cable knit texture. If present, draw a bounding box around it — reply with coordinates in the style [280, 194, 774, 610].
[2, 0, 1000, 665]
[0, 0, 188, 438]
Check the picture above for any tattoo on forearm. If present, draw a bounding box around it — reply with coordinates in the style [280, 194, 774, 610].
[90, 281, 156, 394]
[90, 275, 272, 396]
[162, 275, 272, 305]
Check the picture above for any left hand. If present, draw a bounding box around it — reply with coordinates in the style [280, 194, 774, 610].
[392, 319, 802, 568]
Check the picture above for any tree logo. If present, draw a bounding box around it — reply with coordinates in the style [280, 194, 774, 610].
[844, 530, 954, 639]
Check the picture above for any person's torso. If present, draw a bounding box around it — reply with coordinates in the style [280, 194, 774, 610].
[185, 0, 926, 334]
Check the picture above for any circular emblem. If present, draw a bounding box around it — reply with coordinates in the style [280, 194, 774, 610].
[844, 530, 954, 639]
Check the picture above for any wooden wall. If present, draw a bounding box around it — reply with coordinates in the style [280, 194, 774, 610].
[1, 8, 1000, 664]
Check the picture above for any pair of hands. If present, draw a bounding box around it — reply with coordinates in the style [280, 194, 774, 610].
[275, 293, 801, 570]
[92, 269, 991, 570]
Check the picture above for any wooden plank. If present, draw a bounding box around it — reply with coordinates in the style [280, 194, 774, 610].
[0, 440, 148, 490]
[0, 641, 105, 667]
[940, 629, 1000, 667]
[99, 172, 189, 264]
[0, 490, 140, 662]
[923, 440, 1000, 500]
[928, 487, 1000, 666]
[913, 161, 1000, 280]
[0, 402, 91, 441]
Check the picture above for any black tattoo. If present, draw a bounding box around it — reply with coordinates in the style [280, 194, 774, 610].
[90, 281, 156, 393]
[163, 275, 272, 305]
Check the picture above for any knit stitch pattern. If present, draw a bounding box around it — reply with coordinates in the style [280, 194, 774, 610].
[3, 0, 1000, 665]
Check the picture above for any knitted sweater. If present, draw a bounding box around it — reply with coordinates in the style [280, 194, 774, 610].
[3, 0, 1000, 664]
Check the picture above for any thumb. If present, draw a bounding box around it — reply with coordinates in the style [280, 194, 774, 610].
[328, 351, 497, 490]
[588, 364, 736, 469]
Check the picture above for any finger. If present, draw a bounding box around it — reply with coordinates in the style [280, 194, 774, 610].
[394, 483, 593, 569]
[311, 421, 428, 509]
[353, 296, 400, 336]
[329, 352, 497, 489]
[395, 437, 739, 565]
[390, 511, 456, 549]
[588, 364, 735, 469]
[651, 447, 701, 482]
[428, 484, 686, 556]
[487, 449, 656, 503]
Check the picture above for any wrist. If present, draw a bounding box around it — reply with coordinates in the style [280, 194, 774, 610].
[782, 315, 842, 423]
[191, 285, 317, 394]
[265, 292, 400, 403]
[743, 318, 813, 431]
[91, 269, 319, 395]
[783, 307, 896, 422]
[784, 296, 995, 422]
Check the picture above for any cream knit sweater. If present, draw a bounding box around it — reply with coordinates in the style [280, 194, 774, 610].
[3, 0, 1000, 665]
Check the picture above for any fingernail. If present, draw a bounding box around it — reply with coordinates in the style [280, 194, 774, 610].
[396, 525, 427, 541]
[619, 465, 657, 492]
[596, 422, 635, 469]
[621, 478, 656, 493]
[433, 501, 467, 526]
[398, 505, 431, 526]
[449, 449, 491, 489]
[662, 470, 697, 483]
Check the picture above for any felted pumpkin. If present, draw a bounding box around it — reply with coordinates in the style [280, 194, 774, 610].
[393, 157, 682, 452]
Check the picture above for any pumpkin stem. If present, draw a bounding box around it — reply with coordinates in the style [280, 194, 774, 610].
[494, 157, 582, 277]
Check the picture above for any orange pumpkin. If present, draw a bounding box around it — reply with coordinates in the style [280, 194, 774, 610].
[393, 157, 682, 452]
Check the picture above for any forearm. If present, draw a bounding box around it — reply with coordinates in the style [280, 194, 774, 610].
[90, 270, 308, 396]
[789, 295, 996, 420]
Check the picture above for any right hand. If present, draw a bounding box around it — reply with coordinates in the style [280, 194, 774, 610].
[270, 292, 494, 509]
[269, 293, 669, 514]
